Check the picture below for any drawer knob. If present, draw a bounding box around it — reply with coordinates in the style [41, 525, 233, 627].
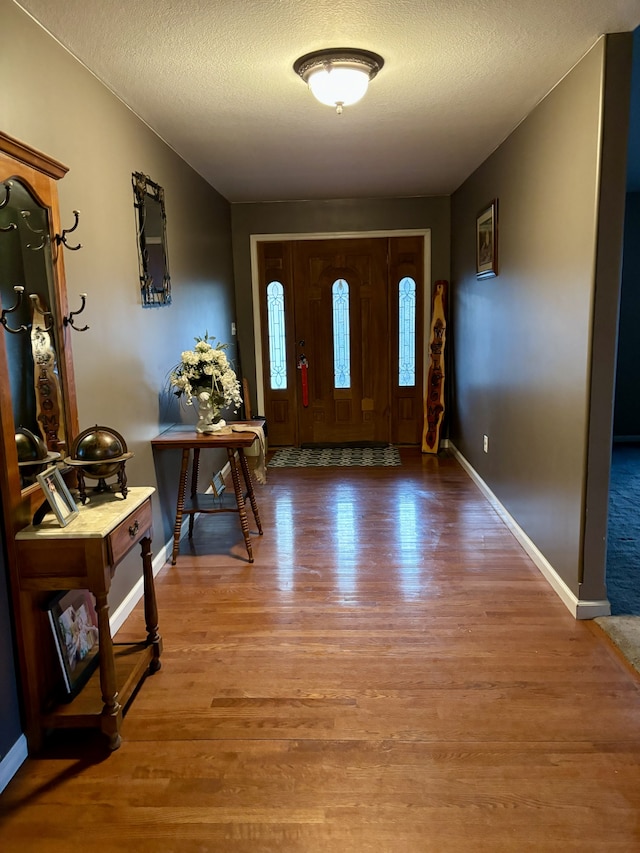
[129, 520, 140, 537]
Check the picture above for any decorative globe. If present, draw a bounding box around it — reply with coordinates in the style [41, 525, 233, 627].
[65, 425, 133, 479]
[15, 426, 60, 475]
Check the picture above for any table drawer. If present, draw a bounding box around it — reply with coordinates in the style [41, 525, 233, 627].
[108, 498, 152, 566]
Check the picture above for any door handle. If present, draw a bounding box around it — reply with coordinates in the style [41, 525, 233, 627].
[297, 354, 309, 407]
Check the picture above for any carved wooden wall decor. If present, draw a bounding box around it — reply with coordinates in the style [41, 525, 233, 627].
[422, 280, 448, 454]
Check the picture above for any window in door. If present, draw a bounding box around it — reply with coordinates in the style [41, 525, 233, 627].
[267, 280, 287, 389]
[332, 278, 351, 389]
[398, 276, 416, 387]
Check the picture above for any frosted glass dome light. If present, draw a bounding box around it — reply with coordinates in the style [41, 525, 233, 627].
[294, 48, 384, 115]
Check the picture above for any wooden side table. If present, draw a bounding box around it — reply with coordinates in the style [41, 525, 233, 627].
[151, 422, 264, 564]
[15, 486, 161, 751]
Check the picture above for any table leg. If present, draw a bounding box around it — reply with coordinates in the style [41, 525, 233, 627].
[141, 534, 162, 672]
[171, 448, 190, 565]
[95, 591, 122, 750]
[188, 448, 201, 539]
[227, 447, 254, 562]
[238, 448, 263, 535]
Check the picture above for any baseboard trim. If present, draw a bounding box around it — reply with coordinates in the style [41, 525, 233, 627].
[448, 442, 610, 620]
[110, 541, 172, 636]
[0, 735, 28, 794]
[110, 466, 232, 636]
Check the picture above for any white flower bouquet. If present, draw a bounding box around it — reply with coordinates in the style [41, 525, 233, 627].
[169, 333, 243, 418]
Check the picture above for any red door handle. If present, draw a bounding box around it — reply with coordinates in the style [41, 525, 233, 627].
[297, 355, 309, 407]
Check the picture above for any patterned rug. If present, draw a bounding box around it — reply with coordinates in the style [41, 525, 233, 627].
[268, 445, 401, 468]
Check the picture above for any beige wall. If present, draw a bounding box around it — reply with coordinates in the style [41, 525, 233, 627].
[2, 1, 237, 606]
[230, 196, 451, 405]
[450, 35, 632, 603]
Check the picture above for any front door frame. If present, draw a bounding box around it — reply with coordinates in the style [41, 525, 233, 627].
[250, 229, 432, 429]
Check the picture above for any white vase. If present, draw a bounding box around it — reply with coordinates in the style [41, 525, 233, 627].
[195, 397, 226, 434]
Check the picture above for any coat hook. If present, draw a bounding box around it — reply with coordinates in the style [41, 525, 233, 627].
[0, 180, 12, 209]
[21, 211, 47, 250]
[63, 293, 90, 331]
[29, 294, 53, 333]
[0, 181, 17, 233]
[1, 285, 29, 334]
[55, 210, 82, 251]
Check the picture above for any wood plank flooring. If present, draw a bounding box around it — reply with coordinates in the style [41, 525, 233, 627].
[2, 448, 640, 851]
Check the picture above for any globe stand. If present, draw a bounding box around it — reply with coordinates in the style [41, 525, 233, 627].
[64, 425, 133, 505]
[74, 461, 129, 504]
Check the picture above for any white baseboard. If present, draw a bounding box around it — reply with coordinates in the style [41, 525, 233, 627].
[0, 735, 27, 794]
[447, 442, 610, 620]
[110, 463, 232, 636]
[110, 537, 175, 635]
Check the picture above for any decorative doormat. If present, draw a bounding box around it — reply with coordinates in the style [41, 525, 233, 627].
[268, 445, 401, 468]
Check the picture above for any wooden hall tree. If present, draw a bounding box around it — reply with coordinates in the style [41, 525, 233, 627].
[0, 133, 78, 750]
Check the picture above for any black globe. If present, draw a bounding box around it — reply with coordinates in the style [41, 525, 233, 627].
[69, 425, 129, 479]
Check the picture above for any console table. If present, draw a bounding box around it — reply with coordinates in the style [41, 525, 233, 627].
[151, 423, 264, 564]
[15, 486, 161, 751]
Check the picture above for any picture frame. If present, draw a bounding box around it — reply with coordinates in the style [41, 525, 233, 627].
[36, 465, 79, 527]
[46, 589, 100, 698]
[476, 199, 498, 278]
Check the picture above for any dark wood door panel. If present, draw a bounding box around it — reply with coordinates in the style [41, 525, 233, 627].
[293, 239, 389, 445]
[258, 235, 424, 447]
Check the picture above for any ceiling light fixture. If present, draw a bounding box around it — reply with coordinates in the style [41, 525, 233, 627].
[293, 48, 384, 115]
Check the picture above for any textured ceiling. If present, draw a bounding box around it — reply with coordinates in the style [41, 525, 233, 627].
[14, 0, 640, 202]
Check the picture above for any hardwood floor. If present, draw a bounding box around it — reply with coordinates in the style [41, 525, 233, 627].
[2, 448, 640, 851]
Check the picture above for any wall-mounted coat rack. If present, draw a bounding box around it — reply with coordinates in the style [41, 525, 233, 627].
[0, 284, 89, 334]
[0, 285, 28, 334]
[54, 209, 82, 251]
[63, 293, 89, 332]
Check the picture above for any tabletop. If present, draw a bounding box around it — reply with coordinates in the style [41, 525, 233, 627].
[16, 486, 155, 540]
[151, 421, 263, 450]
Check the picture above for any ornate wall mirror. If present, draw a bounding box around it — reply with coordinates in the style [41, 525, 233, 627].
[1, 171, 67, 482]
[0, 131, 79, 512]
[132, 172, 171, 307]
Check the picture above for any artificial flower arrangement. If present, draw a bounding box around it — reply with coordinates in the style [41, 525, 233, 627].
[169, 332, 242, 431]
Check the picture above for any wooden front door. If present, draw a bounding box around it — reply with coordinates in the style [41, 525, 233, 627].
[294, 238, 389, 445]
[258, 235, 424, 447]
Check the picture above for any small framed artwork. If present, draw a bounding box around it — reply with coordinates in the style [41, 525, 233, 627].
[36, 465, 79, 527]
[46, 589, 100, 698]
[476, 199, 498, 279]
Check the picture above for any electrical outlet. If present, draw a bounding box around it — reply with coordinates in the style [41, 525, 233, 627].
[231, 321, 237, 336]
[483, 434, 489, 453]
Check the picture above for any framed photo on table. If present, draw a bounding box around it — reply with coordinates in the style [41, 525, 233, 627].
[36, 465, 78, 527]
[46, 589, 100, 698]
[476, 199, 498, 279]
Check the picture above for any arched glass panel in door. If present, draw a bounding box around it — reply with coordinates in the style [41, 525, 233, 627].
[332, 278, 351, 389]
[266, 280, 287, 389]
[398, 276, 416, 387]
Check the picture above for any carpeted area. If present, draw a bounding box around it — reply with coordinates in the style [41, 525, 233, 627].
[594, 615, 640, 678]
[268, 445, 401, 468]
[606, 444, 640, 616]
[602, 445, 640, 673]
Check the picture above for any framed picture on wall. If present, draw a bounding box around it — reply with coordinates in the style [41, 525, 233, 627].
[46, 589, 100, 698]
[476, 199, 498, 278]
